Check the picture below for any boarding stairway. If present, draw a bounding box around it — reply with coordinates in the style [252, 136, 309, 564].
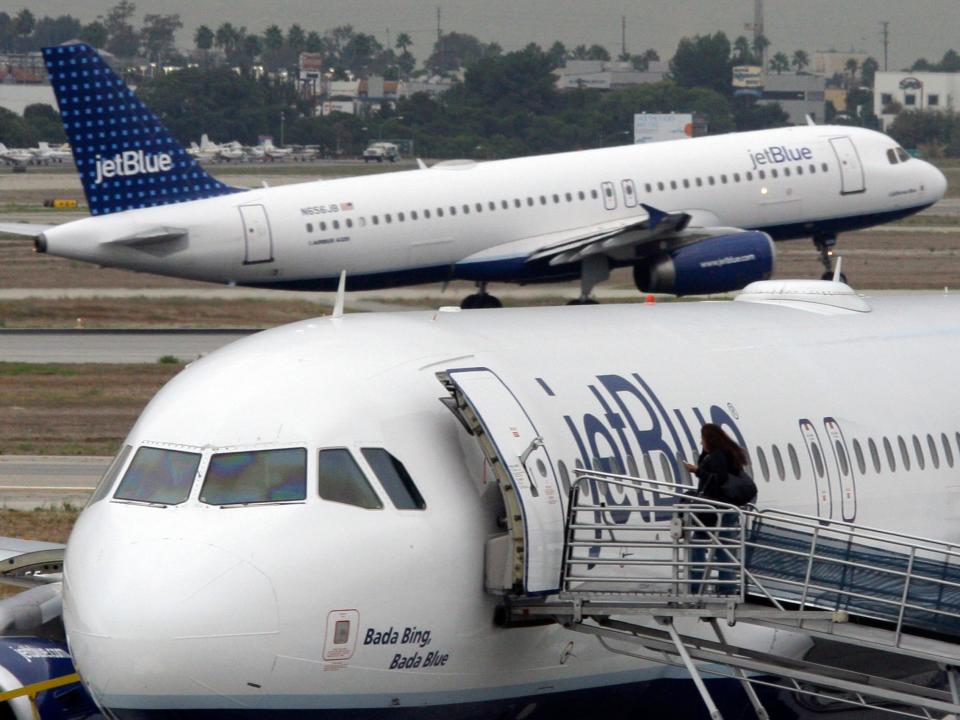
[502, 470, 960, 720]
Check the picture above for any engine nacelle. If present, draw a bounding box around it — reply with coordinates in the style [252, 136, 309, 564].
[633, 231, 775, 296]
[0, 637, 98, 719]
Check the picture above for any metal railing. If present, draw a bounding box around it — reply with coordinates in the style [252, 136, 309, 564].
[564, 469, 960, 642]
[563, 471, 747, 603]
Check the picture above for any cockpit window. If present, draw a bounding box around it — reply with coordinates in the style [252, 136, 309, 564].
[361, 448, 426, 510]
[887, 148, 898, 165]
[896, 147, 911, 162]
[318, 449, 383, 509]
[114, 446, 201, 505]
[200, 448, 306, 505]
[88, 444, 132, 507]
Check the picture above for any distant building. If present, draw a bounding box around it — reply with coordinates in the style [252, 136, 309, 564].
[813, 51, 870, 84]
[874, 71, 960, 130]
[554, 59, 667, 91]
[758, 73, 826, 125]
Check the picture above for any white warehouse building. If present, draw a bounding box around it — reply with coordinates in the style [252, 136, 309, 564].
[874, 71, 960, 130]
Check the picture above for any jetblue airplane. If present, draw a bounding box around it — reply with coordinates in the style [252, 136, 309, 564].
[0, 44, 947, 306]
[2, 279, 960, 718]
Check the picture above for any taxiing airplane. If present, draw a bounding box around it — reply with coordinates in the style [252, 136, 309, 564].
[1, 278, 959, 718]
[0, 43, 947, 307]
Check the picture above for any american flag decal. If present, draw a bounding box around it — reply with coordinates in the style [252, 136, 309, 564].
[340, 202, 354, 211]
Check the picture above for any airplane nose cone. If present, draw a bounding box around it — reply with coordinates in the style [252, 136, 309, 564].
[64, 517, 280, 709]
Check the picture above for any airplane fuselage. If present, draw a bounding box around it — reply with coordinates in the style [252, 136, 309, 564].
[40, 125, 945, 292]
[63, 292, 960, 717]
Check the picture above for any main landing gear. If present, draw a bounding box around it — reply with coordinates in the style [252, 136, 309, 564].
[566, 255, 609, 306]
[460, 282, 503, 309]
[814, 233, 848, 283]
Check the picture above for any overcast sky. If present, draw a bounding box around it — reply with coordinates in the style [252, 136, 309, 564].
[19, 0, 958, 70]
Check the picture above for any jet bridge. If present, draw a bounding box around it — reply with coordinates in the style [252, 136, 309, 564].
[504, 470, 960, 720]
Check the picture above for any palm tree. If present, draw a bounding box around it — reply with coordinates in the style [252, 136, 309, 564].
[791, 49, 809, 73]
[751, 34, 770, 62]
[845, 57, 859, 89]
[395, 32, 412, 55]
[769, 52, 790, 74]
[733, 35, 753, 63]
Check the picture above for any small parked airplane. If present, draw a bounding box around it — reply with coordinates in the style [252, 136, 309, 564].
[0, 43, 947, 306]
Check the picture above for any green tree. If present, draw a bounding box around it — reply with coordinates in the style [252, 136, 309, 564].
[844, 57, 859, 88]
[546, 40, 567, 68]
[861, 56, 879, 87]
[791, 49, 809, 73]
[751, 34, 770, 60]
[287, 24, 306, 54]
[670, 32, 732, 94]
[263, 25, 283, 52]
[427, 31, 499, 75]
[23, 103, 65, 142]
[13, 9, 35, 50]
[732, 35, 754, 64]
[105, 1, 140, 58]
[141, 13, 182, 65]
[80, 20, 109, 49]
[305, 31, 323, 53]
[586, 44, 610, 61]
[0, 13, 13, 52]
[395, 32, 415, 76]
[30, 15, 82, 50]
[194, 24, 213, 51]
[214, 22, 242, 59]
[769, 52, 789, 74]
[733, 96, 789, 130]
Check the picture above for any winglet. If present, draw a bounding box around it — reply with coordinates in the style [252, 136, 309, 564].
[332, 270, 347, 318]
[806, 114, 817, 126]
[640, 203, 668, 230]
[417, 158, 428, 170]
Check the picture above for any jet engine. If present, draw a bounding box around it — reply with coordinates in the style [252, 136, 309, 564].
[633, 231, 775, 296]
[0, 636, 98, 719]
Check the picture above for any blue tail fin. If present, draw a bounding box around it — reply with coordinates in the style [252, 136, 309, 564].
[42, 43, 241, 216]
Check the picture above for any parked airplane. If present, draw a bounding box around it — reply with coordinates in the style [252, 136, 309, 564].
[2, 278, 959, 718]
[0, 43, 947, 306]
[0, 141, 70, 168]
[248, 136, 293, 160]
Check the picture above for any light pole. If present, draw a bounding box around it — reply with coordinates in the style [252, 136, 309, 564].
[280, 111, 285, 147]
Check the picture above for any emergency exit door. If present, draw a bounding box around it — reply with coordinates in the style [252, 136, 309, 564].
[239, 204, 274, 264]
[439, 368, 565, 595]
[829, 137, 866, 195]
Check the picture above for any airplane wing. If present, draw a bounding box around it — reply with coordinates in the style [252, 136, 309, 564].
[456, 203, 753, 270]
[0, 223, 56, 237]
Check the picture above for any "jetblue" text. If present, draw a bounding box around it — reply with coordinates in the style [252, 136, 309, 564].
[94, 149, 173, 184]
[748, 145, 813, 170]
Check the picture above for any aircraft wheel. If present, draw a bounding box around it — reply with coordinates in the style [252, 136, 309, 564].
[460, 293, 502, 309]
[821, 271, 849, 283]
[566, 297, 599, 305]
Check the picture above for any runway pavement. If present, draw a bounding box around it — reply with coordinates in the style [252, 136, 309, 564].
[0, 328, 258, 363]
[0, 455, 105, 508]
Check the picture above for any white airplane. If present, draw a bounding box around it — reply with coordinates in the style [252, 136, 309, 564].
[0, 142, 37, 167]
[248, 136, 293, 161]
[0, 43, 947, 307]
[2, 278, 959, 718]
[34, 141, 72, 163]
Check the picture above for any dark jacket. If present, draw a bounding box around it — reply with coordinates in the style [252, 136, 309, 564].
[694, 449, 741, 501]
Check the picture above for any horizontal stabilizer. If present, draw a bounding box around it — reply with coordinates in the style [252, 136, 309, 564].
[101, 226, 188, 246]
[0, 222, 55, 237]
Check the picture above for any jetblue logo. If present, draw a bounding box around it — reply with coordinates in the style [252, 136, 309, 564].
[700, 253, 756, 269]
[94, 149, 174, 184]
[748, 145, 813, 170]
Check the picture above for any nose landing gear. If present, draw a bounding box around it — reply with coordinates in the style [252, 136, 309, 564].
[814, 234, 848, 283]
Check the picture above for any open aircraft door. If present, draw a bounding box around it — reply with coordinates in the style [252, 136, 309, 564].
[438, 368, 565, 595]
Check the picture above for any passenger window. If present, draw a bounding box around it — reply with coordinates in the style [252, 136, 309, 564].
[437, 208, 444, 217]
[758, 170, 766, 180]
[514, 199, 521, 208]
[489, 201, 496, 210]
[898, 435, 911, 470]
[564, 193, 572, 202]
[449, 206, 456, 215]
[682, 179, 690, 188]
[657, 182, 664, 191]
[783, 167, 790, 177]
[721, 174, 728, 184]
[89, 444, 132, 506]
[757, 447, 769, 481]
[942, 433, 955, 468]
[788, 443, 801, 479]
[883, 437, 896, 471]
[557, 460, 571, 495]
[424, 209, 431, 218]
[372, 216, 379, 225]
[835, 440, 849, 475]
[821, 162, 829, 172]
[306, 223, 313, 233]
[642, 453, 656, 480]
[476, 202, 482, 212]
[659, 453, 672, 483]
[526, 197, 534, 206]
[670, 180, 677, 190]
[462, 204, 469, 214]
[397, 212, 404, 222]
[411, 210, 418, 220]
[809, 164, 816, 174]
[578, 191, 585, 200]
[772, 444, 785, 480]
[200, 448, 307, 505]
[320, 221, 327, 231]
[591, 189, 599, 199]
[927, 434, 939, 469]
[318, 449, 382, 509]
[115, 446, 201, 505]
[810, 443, 825, 477]
[912, 435, 925, 470]
[346, 218, 353, 228]
[796, 165, 803, 175]
[745, 171, 753, 181]
[695, 177, 702, 187]
[771, 169, 778, 179]
[384, 215, 391, 224]
[540, 196, 547, 205]
[645, 183, 652, 192]
[333, 220, 340, 229]
[362, 448, 425, 510]
[708, 176, 715, 185]
[868, 438, 881, 472]
[852, 439, 865, 475]
[733, 173, 741, 182]
[552, 194, 560, 203]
